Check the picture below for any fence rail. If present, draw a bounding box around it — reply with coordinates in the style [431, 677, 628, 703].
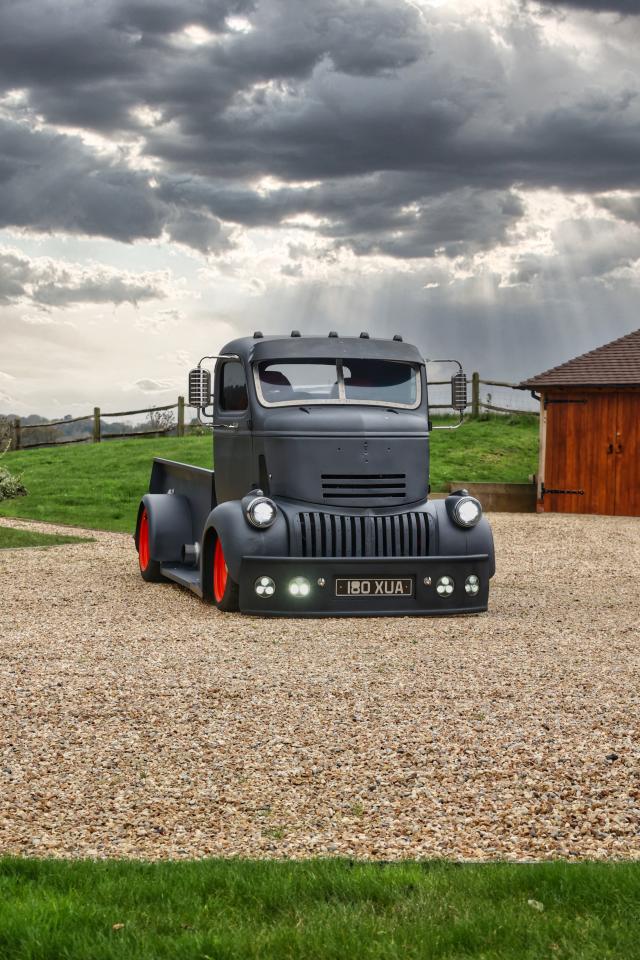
[9, 398, 185, 450]
[6, 372, 538, 451]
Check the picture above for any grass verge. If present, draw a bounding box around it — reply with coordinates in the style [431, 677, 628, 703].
[0, 858, 638, 960]
[0, 417, 538, 533]
[0, 526, 91, 549]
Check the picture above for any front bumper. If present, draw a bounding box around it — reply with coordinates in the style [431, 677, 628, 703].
[238, 554, 491, 617]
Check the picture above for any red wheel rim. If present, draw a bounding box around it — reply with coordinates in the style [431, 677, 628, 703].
[139, 509, 150, 571]
[213, 538, 228, 603]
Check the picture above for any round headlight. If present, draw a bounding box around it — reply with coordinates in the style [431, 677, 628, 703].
[246, 496, 277, 528]
[453, 496, 482, 528]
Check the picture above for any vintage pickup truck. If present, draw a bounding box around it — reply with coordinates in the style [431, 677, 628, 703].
[135, 331, 495, 616]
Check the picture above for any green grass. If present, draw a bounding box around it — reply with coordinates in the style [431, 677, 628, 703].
[0, 417, 538, 533]
[0, 436, 213, 532]
[0, 527, 91, 549]
[0, 858, 638, 960]
[428, 414, 538, 492]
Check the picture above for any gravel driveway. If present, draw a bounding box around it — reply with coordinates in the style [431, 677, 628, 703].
[1, 513, 638, 861]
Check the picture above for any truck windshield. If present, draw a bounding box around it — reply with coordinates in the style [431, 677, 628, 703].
[255, 359, 420, 408]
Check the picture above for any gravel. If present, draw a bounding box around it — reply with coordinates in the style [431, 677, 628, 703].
[1, 513, 639, 861]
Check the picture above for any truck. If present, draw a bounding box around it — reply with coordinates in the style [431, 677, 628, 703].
[135, 331, 495, 616]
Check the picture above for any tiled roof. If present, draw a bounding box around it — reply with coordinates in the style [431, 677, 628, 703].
[520, 327, 640, 388]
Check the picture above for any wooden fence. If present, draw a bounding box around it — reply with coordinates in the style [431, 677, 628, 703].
[424, 373, 536, 416]
[10, 398, 186, 451]
[8, 374, 537, 451]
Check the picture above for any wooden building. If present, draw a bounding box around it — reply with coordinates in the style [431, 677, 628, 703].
[521, 328, 640, 517]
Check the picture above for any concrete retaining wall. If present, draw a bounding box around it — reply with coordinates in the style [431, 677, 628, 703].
[447, 482, 537, 512]
[431, 483, 537, 512]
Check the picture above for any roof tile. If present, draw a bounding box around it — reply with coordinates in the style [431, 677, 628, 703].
[520, 327, 640, 388]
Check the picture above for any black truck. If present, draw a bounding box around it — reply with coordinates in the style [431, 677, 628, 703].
[135, 332, 495, 616]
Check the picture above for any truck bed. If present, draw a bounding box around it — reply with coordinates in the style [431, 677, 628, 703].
[149, 458, 216, 543]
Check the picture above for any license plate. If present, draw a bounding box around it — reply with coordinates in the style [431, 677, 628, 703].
[335, 577, 414, 598]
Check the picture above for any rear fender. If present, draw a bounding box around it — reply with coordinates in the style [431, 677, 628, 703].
[136, 493, 194, 563]
[202, 500, 289, 583]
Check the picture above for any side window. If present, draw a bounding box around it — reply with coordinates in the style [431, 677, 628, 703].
[219, 361, 248, 412]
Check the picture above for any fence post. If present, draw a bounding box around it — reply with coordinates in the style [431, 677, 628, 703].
[93, 407, 101, 443]
[177, 396, 185, 437]
[471, 372, 480, 418]
[13, 417, 21, 451]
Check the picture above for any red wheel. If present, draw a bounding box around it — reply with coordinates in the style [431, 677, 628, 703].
[139, 509, 150, 571]
[213, 537, 228, 602]
[137, 506, 164, 583]
[211, 535, 239, 611]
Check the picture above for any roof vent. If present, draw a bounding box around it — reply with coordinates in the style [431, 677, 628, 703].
[393, 334, 403, 342]
[360, 331, 370, 339]
[253, 330, 264, 339]
[328, 331, 338, 338]
[291, 330, 301, 337]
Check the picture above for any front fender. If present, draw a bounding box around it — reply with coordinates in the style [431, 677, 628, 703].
[203, 500, 289, 582]
[428, 499, 495, 578]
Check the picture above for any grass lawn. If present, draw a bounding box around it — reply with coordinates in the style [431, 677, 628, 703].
[0, 526, 91, 549]
[0, 417, 538, 534]
[0, 436, 213, 533]
[0, 858, 638, 960]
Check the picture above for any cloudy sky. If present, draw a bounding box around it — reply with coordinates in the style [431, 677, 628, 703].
[1, 0, 639, 416]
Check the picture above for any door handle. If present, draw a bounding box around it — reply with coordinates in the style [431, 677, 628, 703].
[617, 443, 623, 454]
[607, 443, 614, 454]
[215, 422, 239, 430]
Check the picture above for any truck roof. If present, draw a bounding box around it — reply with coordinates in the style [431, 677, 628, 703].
[220, 334, 424, 365]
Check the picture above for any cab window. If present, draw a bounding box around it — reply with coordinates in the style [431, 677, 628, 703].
[219, 361, 248, 412]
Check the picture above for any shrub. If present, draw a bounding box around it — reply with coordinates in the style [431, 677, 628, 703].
[0, 417, 27, 500]
[0, 466, 27, 501]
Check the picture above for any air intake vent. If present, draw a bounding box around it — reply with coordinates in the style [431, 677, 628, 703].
[294, 512, 429, 559]
[321, 474, 406, 500]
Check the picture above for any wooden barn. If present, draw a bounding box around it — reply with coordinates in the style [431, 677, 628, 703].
[521, 328, 640, 517]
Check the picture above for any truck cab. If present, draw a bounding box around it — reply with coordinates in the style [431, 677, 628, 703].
[135, 332, 495, 616]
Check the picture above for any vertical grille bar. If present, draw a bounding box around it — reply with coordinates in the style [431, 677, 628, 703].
[294, 511, 429, 558]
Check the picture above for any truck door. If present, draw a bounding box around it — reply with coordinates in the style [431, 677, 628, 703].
[213, 360, 254, 503]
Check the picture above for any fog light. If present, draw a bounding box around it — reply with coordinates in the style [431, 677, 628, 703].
[436, 575, 455, 596]
[289, 576, 310, 597]
[465, 574, 480, 596]
[254, 576, 275, 598]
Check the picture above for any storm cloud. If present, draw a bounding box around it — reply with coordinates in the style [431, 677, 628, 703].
[536, 1, 639, 12]
[0, 0, 638, 260]
[2, 0, 640, 415]
[0, 247, 168, 308]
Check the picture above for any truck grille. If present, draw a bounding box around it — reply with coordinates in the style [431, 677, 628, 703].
[321, 473, 406, 500]
[293, 511, 429, 558]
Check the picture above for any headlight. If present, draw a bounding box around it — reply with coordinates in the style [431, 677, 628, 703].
[452, 496, 482, 528]
[246, 496, 277, 528]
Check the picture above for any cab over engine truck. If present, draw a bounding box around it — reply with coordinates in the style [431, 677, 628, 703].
[135, 332, 495, 616]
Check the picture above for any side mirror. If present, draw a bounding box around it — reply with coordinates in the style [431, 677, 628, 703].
[188, 367, 212, 408]
[451, 370, 468, 412]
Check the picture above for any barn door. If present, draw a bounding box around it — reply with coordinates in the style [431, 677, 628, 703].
[543, 392, 618, 514]
[613, 392, 640, 517]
